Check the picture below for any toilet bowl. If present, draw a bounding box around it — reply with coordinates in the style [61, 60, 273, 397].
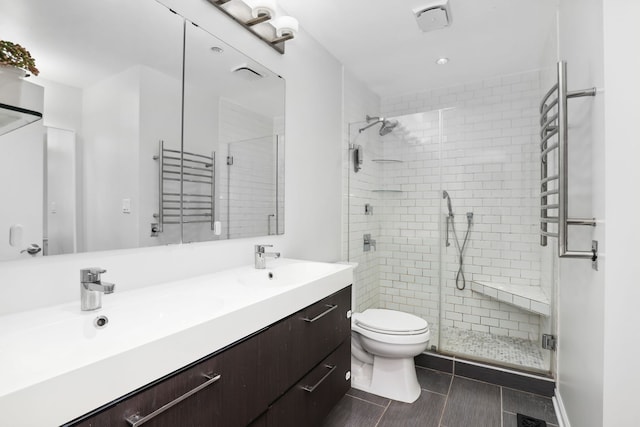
[351, 309, 430, 403]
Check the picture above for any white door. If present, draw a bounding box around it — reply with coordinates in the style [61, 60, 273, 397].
[45, 127, 77, 255]
[0, 122, 44, 260]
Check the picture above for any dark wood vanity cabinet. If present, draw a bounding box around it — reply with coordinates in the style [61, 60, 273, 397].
[66, 285, 352, 427]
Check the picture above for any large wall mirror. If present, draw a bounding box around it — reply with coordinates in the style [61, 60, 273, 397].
[0, 0, 285, 261]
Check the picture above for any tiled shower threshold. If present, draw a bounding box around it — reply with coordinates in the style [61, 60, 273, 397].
[435, 327, 548, 373]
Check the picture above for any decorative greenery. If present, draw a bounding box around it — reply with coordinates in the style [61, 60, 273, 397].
[0, 40, 39, 76]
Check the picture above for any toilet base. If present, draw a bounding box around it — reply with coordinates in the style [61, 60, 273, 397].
[351, 354, 421, 403]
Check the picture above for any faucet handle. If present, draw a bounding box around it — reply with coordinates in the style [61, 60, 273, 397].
[81, 267, 107, 282]
[255, 244, 273, 253]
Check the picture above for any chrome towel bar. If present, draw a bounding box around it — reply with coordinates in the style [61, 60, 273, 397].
[539, 61, 597, 260]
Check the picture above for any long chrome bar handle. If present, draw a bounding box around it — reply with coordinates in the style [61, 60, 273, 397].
[158, 140, 164, 233]
[302, 304, 338, 323]
[556, 61, 597, 259]
[302, 364, 337, 393]
[210, 151, 215, 231]
[125, 373, 221, 427]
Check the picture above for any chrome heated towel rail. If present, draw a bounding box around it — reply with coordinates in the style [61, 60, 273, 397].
[539, 61, 597, 260]
[154, 141, 215, 232]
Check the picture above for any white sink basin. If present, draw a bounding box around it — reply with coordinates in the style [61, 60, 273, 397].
[0, 258, 353, 427]
[237, 260, 348, 288]
[0, 285, 226, 395]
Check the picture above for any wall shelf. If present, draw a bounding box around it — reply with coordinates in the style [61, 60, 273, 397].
[470, 280, 551, 316]
[372, 159, 403, 163]
[371, 189, 403, 193]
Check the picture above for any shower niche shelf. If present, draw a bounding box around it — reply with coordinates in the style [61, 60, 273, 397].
[470, 281, 550, 317]
[372, 159, 403, 164]
[371, 189, 403, 193]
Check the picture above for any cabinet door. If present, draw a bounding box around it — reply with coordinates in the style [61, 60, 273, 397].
[266, 338, 351, 427]
[70, 333, 267, 427]
[261, 286, 351, 401]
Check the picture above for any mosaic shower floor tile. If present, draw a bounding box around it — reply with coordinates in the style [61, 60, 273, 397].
[439, 327, 546, 371]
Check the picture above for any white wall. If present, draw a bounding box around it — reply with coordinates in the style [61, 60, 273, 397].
[139, 66, 183, 248]
[0, 0, 344, 315]
[602, 0, 640, 425]
[82, 68, 141, 252]
[555, 0, 606, 425]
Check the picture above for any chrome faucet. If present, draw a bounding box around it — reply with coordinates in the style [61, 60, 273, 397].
[254, 244, 280, 269]
[80, 268, 115, 311]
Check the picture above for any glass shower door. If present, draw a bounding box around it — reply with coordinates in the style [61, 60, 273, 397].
[437, 106, 554, 374]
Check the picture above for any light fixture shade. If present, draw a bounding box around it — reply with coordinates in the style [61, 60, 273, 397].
[245, 0, 277, 19]
[273, 16, 299, 38]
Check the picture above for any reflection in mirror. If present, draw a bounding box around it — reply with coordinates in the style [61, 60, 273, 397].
[0, 0, 286, 262]
[0, 0, 184, 260]
[182, 22, 285, 243]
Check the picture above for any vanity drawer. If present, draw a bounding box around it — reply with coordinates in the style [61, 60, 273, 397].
[266, 338, 351, 427]
[261, 285, 352, 400]
[69, 332, 267, 427]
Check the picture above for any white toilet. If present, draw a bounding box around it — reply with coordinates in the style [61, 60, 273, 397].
[351, 309, 430, 403]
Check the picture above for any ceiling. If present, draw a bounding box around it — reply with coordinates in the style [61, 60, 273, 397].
[0, 0, 284, 118]
[277, 0, 558, 98]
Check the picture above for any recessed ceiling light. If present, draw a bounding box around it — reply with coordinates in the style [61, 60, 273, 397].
[211, 46, 224, 54]
[436, 57, 449, 65]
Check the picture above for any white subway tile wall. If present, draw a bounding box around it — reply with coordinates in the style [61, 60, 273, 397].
[217, 99, 279, 240]
[344, 69, 552, 367]
[378, 70, 544, 343]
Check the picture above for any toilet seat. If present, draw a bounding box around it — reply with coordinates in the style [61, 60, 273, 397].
[354, 309, 429, 336]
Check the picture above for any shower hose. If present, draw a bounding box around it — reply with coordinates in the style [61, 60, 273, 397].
[447, 215, 473, 291]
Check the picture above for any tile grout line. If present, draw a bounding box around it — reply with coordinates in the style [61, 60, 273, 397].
[373, 399, 392, 427]
[437, 368, 455, 427]
[344, 393, 389, 408]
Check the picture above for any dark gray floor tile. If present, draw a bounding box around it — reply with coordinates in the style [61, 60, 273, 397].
[502, 388, 558, 424]
[346, 387, 391, 407]
[416, 367, 452, 395]
[322, 394, 386, 427]
[377, 390, 446, 427]
[503, 411, 558, 427]
[440, 377, 501, 427]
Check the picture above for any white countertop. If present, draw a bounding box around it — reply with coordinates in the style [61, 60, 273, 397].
[0, 258, 353, 426]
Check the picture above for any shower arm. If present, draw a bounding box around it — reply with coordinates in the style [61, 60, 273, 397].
[358, 116, 383, 133]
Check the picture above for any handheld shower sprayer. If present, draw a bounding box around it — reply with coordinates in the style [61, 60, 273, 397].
[443, 191, 453, 218]
[442, 190, 474, 291]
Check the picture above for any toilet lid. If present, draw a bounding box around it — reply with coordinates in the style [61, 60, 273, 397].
[355, 309, 429, 335]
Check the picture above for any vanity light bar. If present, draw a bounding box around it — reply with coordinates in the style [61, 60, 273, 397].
[207, 0, 298, 54]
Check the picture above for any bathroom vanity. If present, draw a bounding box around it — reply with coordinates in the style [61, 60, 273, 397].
[0, 259, 353, 427]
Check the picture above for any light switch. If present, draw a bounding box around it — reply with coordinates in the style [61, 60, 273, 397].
[122, 198, 131, 214]
[9, 224, 23, 247]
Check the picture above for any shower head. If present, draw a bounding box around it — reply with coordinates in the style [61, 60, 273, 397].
[379, 119, 398, 136]
[443, 191, 453, 217]
[358, 115, 398, 136]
